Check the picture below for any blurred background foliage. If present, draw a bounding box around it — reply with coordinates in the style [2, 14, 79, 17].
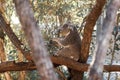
[1, 0, 95, 80]
[3, 0, 120, 80]
[2, 0, 95, 79]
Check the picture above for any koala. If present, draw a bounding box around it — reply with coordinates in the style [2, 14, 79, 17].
[52, 22, 81, 61]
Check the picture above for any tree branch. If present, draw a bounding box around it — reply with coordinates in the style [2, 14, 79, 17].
[80, 0, 106, 63]
[0, 14, 32, 61]
[0, 61, 35, 73]
[0, 56, 120, 73]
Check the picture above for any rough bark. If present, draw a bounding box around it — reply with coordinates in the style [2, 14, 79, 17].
[13, 0, 58, 80]
[0, 0, 13, 80]
[0, 14, 31, 61]
[0, 29, 5, 62]
[0, 0, 119, 79]
[73, 0, 106, 80]
[0, 57, 119, 73]
[0, 61, 35, 72]
[88, 0, 120, 80]
[80, 0, 106, 63]
[51, 56, 120, 72]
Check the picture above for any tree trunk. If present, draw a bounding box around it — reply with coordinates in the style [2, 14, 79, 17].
[88, 0, 120, 79]
[14, 0, 58, 80]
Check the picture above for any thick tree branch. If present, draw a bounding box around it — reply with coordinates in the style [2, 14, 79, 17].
[14, 0, 58, 80]
[80, 0, 106, 63]
[0, 14, 31, 61]
[0, 61, 35, 72]
[0, 56, 120, 73]
[78, 0, 106, 79]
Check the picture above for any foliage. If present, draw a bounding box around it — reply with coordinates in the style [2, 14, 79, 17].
[5, 0, 120, 80]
